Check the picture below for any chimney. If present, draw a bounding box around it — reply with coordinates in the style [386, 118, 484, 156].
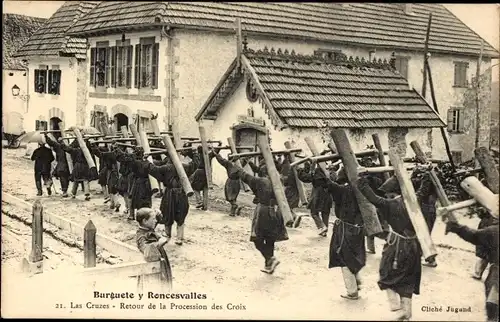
[403, 4, 414, 15]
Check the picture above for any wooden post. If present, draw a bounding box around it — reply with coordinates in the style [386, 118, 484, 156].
[120, 126, 134, 154]
[30, 199, 43, 263]
[151, 118, 161, 137]
[304, 137, 328, 176]
[330, 129, 382, 236]
[327, 142, 337, 154]
[409, 141, 456, 222]
[58, 122, 73, 174]
[284, 141, 308, 206]
[257, 132, 294, 224]
[436, 199, 478, 218]
[372, 134, 390, 181]
[129, 124, 142, 147]
[139, 130, 160, 194]
[198, 125, 213, 190]
[388, 149, 437, 261]
[227, 137, 250, 192]
[460, 176, 499, 218]
[170, 122, 183, 151]
[474, 147, 499, 193]
[98, 115, 109, 136]
[84, 220, 97, 268]
[73, 128, 98, 178]
[161, 134, 194, 197]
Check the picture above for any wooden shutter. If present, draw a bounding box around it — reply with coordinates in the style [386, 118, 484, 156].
[152, 43, 159, 89]
[90, 48, 96, 87]
[110, 46, 116, 88]
[55, 70, 61, 95]
[48, 70, 53, 94]
[41, 69, 48, 93]
[134, 45, 141, 88]
[126, 45, 133, 88]
[447, 109, 454, 132]
[34, 69, 40, 92]
[458, 108, 465, 133]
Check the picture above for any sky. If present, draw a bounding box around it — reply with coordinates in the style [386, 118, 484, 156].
[3, 1, 499, 79]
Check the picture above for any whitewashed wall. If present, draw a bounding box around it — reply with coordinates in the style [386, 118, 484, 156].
[2, 69, 28, 133]
[204, 79, 429, 187]
[26, 57, 78, 131]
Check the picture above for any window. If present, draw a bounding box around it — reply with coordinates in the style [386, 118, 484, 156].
[454, 62, 469, 87]
[447, 107, 465, 133]
[116, 41, 133, 88]
[394, 56, 409, 79]
[314, 49, 344, 61]
[135, 37, 159, 89]
[35, 120, 48, 131]
[34, 66, 48, 93]
[34, 65, 60, 95]
[48, 65, 61, 95]
[90, 42, 109, 87]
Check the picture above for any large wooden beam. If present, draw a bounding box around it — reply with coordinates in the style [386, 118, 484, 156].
[58, 121, 73, 174]
[73, 128, 98, 178]
[475, 147, 499, 193]
[198, 126, 212, 189]
[436, 199, 478, 218]
[304, 137, 328, 176]
[120, 126, 134, 154]
[161, 134, 194, 197]
[330, 129, 382, 236]
[372, 134, 390, 181]
[409, 141, 456, 222]
[228, 148, 301, 159]
[227, 137, 250, 192]
[460, 176, 499, 218]
[284, 141, 308, 206]
[256, 132, 294, 223]
[139, 130, 160, 194]
[388, 149, 437, 261]
[128, 124, 142, 147]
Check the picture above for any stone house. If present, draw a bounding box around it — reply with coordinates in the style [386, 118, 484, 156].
[2, 13, 46, 136]
[195, 45, 445, 186]
[20, 2, 499, 160]
[12, 1, 99, 136]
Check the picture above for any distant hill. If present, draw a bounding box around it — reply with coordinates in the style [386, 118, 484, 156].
[2, 13, 47, 70]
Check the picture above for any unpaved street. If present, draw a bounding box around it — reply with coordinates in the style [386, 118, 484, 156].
[1, 147, 490, 320]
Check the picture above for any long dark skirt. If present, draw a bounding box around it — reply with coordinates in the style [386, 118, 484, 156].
[250, 204, 289, 242]
[285, 186, 300, 209]
[98, 166, 107, 186]
[422, 203, 437, 232]
[52, 162, 70, 179]
[107, 169, 119, 194]
[477, 216, 496, 259]
[485, 263, 499, 304]
[190, 169, 207, 192]
[117, 174, 130, 196]
[160, 187, 189, 226]
[130, 177, 152, 210]
[378, 234, 422, 298]
[329, 220, 366, 274]
[127, 173, 135, 195]
[224, 178, 240, 202]
[307, 186, 332, 214]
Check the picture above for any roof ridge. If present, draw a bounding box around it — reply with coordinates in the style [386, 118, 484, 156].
[242, 44, 397, 71]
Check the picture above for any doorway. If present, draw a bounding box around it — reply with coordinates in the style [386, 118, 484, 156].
[49, 117, 62, 140]
[114, 113, 129, 133]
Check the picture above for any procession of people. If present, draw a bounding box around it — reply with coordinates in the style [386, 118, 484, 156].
[30, 127, 498, 322]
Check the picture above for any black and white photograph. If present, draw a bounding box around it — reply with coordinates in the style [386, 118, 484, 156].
[2, 1, 499, 320]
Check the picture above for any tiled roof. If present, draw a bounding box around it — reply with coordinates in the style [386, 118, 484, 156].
[66, 2, 498, 58]
[13, 1, 100, 59]
[2, 14, 47, 70]
[197, 46, 446, 129]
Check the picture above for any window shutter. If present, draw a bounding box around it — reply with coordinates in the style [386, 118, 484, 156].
[56, 70, 62, 95]
[34, 69, 40, 92]
[152, 43, 159, 89]
[48, 70, 53, 92]
[41, 69, 48, 93]
[90, 48, 96, 87]
[453, 64, 458, 87]
[447, 109, 454, 132]
[126, 45, 133, 88]
[458, 108, 465, 133]
[110, 46, 116, 88]
[134, 45, 141, 88]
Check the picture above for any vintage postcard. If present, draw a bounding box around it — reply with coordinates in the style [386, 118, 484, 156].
[2, 1, 499, 320]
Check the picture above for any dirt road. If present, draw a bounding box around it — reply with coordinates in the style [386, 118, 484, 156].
[1, 148, 489, 320]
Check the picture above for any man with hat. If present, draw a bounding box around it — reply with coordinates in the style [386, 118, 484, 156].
[31, 142, 55, 196]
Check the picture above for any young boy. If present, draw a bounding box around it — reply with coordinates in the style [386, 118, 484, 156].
[136, 208, 170, 261]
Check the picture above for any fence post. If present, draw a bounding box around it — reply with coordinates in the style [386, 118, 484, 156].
[84, 220, 97, 268]
[26, 199, 44, 275]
